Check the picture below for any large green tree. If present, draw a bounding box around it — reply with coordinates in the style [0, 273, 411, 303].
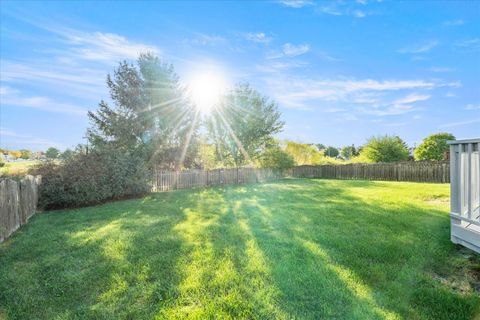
[285, 141, 323, 165]
[259, 146, 295, 171]
[45, 147, 60, 159]
[324, 146, 339, 158]
[60, 149, 74, 161]
[19, 149, 32, 160]
[414, 132, 455, 161]
[207, 84, 284, 166]
[361, 135, 409, 163]
[340, 145, 357, 159]
[87, 53, 198, 169]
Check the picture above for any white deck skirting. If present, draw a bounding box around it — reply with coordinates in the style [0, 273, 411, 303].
[449, 139, 480, 253]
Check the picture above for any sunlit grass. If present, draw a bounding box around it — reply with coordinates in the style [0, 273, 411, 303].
[0, 160, 40, 177]
[0, 179, 479, 319]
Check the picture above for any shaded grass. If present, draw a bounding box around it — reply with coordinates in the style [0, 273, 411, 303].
[0, 179, 479, 319]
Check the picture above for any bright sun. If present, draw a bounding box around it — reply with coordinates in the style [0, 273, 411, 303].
[187, 69, 227, 115]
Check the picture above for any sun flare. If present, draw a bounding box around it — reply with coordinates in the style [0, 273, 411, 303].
[187, 68, 228, 114]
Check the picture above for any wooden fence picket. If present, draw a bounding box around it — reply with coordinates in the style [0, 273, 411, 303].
[152, 161, 450, 191]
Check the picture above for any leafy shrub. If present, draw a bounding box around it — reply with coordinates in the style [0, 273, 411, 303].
[323, 146, 339, 158]
[31, 149, 150, 210]
[259, 146, 295, 172]
[361, 135, 409, 163]
[415, 132, 455, 161]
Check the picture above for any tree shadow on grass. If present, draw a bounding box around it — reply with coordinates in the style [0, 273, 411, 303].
[0, 191, 192, 319]
[1, 179, 478, 319]
[238, 179, 479, 320]
[154, 187, 292, 319]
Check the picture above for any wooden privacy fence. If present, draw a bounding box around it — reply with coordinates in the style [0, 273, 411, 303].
[153, 167, 282, 191]
[292, 161, 450, 183]
[0, 175, 41, 243]
[152, 161, 449, 191]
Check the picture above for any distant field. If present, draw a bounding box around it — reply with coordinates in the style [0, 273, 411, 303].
[1, 179, 478, 319]
[0, 161, 40, 177]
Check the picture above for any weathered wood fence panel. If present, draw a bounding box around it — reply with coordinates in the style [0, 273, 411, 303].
[0, 175, 41, 243]
[152, 161, 449, 191]
[152, 167, 282, 191]
[291, 161, 449, 183]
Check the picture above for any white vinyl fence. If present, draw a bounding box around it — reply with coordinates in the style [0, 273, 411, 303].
[449, 138, 480, 253]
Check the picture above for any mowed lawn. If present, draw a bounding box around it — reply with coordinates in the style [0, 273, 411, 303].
[1, 179, 479, 320]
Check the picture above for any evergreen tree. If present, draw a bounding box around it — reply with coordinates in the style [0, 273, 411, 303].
[87, 53, 198, 169]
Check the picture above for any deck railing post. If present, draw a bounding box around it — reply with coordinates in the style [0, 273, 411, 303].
[467, 143, 473, 220]
[448, 138, 480, 253]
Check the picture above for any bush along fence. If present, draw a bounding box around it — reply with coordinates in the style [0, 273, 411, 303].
[0, 175, 41, 243]
[153, 161, 450, 191]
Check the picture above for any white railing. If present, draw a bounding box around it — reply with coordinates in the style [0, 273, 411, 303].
[449, 138, 480, 253]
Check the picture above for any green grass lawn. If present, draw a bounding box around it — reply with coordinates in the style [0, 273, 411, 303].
[1, 179, 479, 319]
[0, 160, 40, 177]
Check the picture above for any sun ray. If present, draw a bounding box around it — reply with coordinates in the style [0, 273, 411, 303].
[178, 108, 200, 168]
[215, 108, 253, 166]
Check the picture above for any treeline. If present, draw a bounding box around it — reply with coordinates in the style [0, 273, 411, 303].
[280, 132, 454, 166]
[23, 52, 454, 209]
[0, 147, 74, 163]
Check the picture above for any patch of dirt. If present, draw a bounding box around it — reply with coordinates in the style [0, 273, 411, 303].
[430, 247, 480, 294]
[431, 273, 473, 293]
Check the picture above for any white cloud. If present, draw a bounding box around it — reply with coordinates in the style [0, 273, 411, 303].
[0, 22, 161, 100]
[352, 10, 367, 18]
[443, 19, 464, 27]
[315, 51, 340, 61]
[183, 33, 226, 46]
[399, 41, 438, 54]
[283, 43, 310, 57]
[0, 86, 87, 115]
[274, 43, 311, 59]
[256, 60, 308, 73]
[1, 60, 106, 99]
[4, 15, 160, 62]
[277, 0, 314, 8]
[0, 127, 65, 150]
[266, 43, 310, 59]
[465, 104, 480, 110]
[429, 67, 456, 73]
[64, 31, 160, 61]
[440, 118, 480, 128]
[263, 75, 457, 117]
[317, 5, 343, 16]
[392, 93, 430, 105]
[455, 38, 480, 52]
[243, 32, 272, 44]
[357, 104, 416, 116]
[316, 2, 373, 18]
[445, 92, 457, 98]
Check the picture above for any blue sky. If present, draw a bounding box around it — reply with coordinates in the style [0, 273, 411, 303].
[1, 0, 479, 151]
